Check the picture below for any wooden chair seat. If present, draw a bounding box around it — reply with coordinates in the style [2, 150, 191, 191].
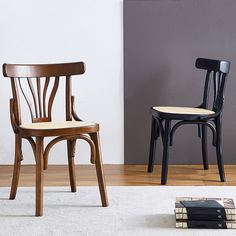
[19, 121, 99, 137]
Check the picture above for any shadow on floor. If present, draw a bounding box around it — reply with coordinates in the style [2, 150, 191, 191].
[145, 214, 175, 228]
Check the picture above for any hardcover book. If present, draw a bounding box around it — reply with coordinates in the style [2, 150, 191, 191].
[175, 212, 236, 221]
[175, 197, 235, 215]
[176, 220, 236, 229]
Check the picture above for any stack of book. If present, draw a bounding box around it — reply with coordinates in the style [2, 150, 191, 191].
[175, 197, 236, 229]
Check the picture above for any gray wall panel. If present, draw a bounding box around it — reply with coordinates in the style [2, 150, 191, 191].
[124, 0, 236, 164]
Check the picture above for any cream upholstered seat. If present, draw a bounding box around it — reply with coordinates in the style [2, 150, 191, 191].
[20, 121, 97, 130]
[153, 106, 215, 115]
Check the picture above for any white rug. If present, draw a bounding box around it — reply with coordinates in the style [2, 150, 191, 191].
[0, 186, 236, 236]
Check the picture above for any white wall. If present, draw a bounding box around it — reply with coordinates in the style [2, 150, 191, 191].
[0, 0, 124, 164]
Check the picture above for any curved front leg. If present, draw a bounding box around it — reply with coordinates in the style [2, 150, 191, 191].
[161, 119, 171, 185]
[90, 132, 108, 207]
[215, 117, 225, 182]
[67, 139, 77, 192]
[35, 137, 44, 216]
[148, 117, 159, 172]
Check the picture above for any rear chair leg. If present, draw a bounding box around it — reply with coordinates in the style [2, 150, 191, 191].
[90, 132, 108, 207]
[10, 134, 22, 200]
[201, 125, 209, 170]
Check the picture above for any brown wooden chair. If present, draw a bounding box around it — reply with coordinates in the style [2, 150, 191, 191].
[2, 62, 108, 216]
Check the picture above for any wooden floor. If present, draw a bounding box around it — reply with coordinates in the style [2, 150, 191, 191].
[0, 164, 236, 187]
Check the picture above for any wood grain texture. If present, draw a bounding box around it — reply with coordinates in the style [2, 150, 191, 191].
[3, 62, 85, 77]
[3, 62, 107, 216]
[90, 132, 109, 206]
[9, 135, 22, 199]
[35, 137, 44, 216]
[1, 165, 236, 187]
[67, 139, 77, 192]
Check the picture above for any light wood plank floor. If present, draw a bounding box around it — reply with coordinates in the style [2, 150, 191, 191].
[0, 165, 236, 187]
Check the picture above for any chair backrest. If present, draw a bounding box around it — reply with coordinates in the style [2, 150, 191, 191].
[195, 58, 230, 113]
[2, 62, 85, 126]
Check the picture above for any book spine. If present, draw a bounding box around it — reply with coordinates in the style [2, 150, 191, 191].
[176, 220, 236, 229]
[175, 207, 235, 215]
[175, 213, 236, 221]
[186, 207, 226, 215]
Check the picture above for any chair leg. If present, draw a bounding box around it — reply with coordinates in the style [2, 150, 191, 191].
[90, 132, 108, 207]
[35, 137, 44, 216]
[161, 120, 171, 185]
[201, 125, 209, 170]
[215, 118, 225, 182]
[67, 139, 77, 192]
[148, 117, 158, 172]
[9, 135, 22, 200]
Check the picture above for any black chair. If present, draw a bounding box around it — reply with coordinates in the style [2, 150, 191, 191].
[147, 58, 231, 185]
